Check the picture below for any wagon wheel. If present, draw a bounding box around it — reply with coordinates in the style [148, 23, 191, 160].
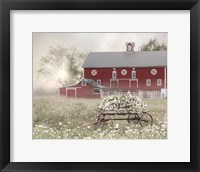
[140, 113, 153, 127]
[105, 118, 114, 126]
[127, 113, 140, 124]
[94, 114, 104, 127]
[96, 114, 113, 127]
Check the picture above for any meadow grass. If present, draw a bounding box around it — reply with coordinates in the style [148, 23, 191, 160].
[33, 95, 167, 139]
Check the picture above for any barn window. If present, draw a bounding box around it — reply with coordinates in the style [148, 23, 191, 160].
[93, 88, 101, 94]
[82, 80, 87, 86]
[157, 79, 162, 86]
[132, 70, 136, 78]
[146, 79, 151, 86]
[97, 79, 101, 86]
[112, 71, 117, 79]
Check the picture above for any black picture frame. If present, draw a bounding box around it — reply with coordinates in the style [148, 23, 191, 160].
[0, 0, 200, 171]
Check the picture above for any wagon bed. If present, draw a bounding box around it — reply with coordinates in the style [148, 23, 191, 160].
[97, 110, 153, 127]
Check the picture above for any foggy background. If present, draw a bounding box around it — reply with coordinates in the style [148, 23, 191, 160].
[33, 32, 167, 95]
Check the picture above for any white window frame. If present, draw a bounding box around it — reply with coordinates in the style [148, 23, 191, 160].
[132, 70, 136, 78]
[112, 71, 117, 79]
[157, 79, 162, 86]
[97, 79, 101, 86]
[146, 79, 151, 86]
[66, 88, 77, 98]
[82, 80, 87, 86]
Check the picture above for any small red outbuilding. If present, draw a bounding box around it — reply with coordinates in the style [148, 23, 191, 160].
[59, 78, 107, 98]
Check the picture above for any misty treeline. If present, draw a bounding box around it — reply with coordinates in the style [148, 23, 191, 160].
[140, 38, 167, 51]
[38, 45, 88, 86]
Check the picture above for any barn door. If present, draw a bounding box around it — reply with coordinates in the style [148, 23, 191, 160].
[67, 89, 76, 98]
[119, 80, 129, 89]
[130, 80, 138, 89]
[110, 80, 118, 89]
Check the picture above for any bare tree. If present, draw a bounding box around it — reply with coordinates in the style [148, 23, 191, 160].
[38, 45, 88, 86]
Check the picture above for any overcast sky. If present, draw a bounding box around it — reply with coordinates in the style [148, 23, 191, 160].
[33, 32, 167, 90]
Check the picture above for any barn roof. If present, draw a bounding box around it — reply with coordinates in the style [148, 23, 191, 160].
[66, 78, 107, 89]
[84, 78, 107, 89]
[82, 51, 167, 68]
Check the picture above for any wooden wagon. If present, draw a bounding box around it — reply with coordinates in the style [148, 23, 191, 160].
[96, 105, 153, 127]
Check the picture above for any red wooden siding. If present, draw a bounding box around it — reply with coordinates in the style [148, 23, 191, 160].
[110, 80, 118, 89]
[59, 67, 167, 98]
[67, 89, 76, 98]
[130, 80, 137, 89]
[59, 87, 66, 96]
[84, 67, 166, 90]
[76, 85, 100, 98]
[118, 80, 129, 89]
[64, 81, 101, 98]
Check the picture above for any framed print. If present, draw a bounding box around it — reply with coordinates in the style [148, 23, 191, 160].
[32, 32, 168, 140]
[0, 0, 200, 171]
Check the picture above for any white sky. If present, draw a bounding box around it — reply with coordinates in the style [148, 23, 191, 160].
[33, 32, 167, 90]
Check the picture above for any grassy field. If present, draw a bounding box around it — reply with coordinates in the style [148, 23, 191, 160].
[33, 95, 167, 139]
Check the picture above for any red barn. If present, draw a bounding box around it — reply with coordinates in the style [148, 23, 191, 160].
[59, 42, 167, 98]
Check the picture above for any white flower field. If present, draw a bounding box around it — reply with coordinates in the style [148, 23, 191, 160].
[33, 95, 167, 139]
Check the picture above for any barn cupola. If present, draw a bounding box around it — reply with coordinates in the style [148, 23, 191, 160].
[126, 42, 135, 52]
